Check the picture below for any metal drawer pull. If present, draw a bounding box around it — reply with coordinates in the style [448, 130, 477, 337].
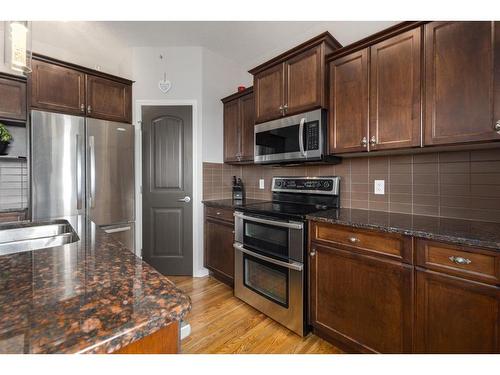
[348, 237, 360, 243]
[449, 256, 472, 265]
[233, 243, 303, 271]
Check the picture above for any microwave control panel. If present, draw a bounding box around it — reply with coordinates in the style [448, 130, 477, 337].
[305, 121, 319, 150]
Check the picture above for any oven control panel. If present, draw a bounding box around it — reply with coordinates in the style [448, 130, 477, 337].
[272, 177, 340, 195]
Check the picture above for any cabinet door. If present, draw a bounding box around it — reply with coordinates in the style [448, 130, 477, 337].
[223, 98, 240, 163]
[329, 49, 369, 154]
[0, 77, 26, 121]
[424, 21, 500, 145]
[310, 243, 413, 353]
[285, 46, 322, 115]
[31, 59, 85, 116]
[204, 217, 235, 285]
[370, 28, 421, 150]
[86, 75, 132, 123]
[254, 63, 284, 123]
[415, 269, 500, 353]
[239, 92, 255, 161]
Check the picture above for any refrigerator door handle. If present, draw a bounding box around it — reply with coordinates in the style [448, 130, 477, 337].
[76, 134, 83, 210]
[89, 135, 96, 208]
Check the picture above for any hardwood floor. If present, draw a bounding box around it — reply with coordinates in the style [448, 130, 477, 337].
[168, 275, 343, 354]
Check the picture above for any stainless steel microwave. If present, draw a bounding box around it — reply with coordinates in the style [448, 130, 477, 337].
[254, 109, 327, 164]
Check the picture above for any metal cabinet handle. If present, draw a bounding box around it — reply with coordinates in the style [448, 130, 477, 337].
[361, 137, 367, 147]
[348, 237, 360, 243]
[495, 121, 500, 132]
[370, 136, 377, 146]
[80, 104, 85, 112]
[310, 248, 316, 257]
[216, 211, 221, 215]
[87, 105, 92, 114]
[449, 256, 472, 265]
[177, 196, 191, 203]
[283, 104, 288, 113]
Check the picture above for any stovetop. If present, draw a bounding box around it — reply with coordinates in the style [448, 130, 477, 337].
[235, 200, 337, 220]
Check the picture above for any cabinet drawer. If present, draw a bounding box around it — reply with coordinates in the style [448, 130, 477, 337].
[205, 206, 234, 222]
[416, 239, 500, 285]
[310, 222, 412, 263]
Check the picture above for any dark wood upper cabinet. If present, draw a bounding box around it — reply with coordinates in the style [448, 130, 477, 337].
[369, 27, 421, 150]
[415, 269, 500, 353]
[309, 243, 413, 353]
[424, 21, 500, 145]
[222, 88, 254, 164]
[86, 75, 132, 123]
[31, 59, 85, 116]
[251, 33, 341, 124]
[328, 49, 369, 154]
[0, 75, 26, 122]
[254, 64, 284, 123]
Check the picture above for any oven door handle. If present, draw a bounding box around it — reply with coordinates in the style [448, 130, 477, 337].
[298, 117, 306, 156]
[233, 211, 303, 230]
[234, 243, 303, 271]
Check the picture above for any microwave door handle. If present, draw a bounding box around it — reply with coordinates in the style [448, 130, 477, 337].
[299, 117, 306, 156]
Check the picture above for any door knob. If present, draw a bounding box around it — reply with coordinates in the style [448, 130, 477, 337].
[177, 196, 191, 203]
[495, 121, 500, 132]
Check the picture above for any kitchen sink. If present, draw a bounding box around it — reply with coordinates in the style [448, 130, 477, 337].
[0, 220, 79, 256]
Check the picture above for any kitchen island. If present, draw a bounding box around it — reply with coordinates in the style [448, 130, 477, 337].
[0, 216, 191, 354]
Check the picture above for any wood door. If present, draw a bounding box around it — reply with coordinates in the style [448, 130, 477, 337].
[223, 98, 240, 163]
[142, 106, 193, 275]
[285, 46, 322, 115]
[329, 49, 369, 154]
[424, 21, 500, 145]
[415, 269, 500, 353]
[239, 92, 255, 161]
[370, 28, 421, 150]
[310, 243, 413, 353]
[86, 75, 132, 123]
[0, 77, 26, 121]
[204, 216, 234, 285]
[30, 59, 85, 116]
[254, 63, 284, 123]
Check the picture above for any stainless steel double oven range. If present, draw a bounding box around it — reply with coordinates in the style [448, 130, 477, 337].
[233, 176, 340, 336]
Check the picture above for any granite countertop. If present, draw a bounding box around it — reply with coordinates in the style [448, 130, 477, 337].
[202, 198, 269, 209]
[0, 216, 191, 354]
[307, 208, 500, 251]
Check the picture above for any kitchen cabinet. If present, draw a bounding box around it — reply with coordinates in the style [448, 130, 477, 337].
[424, 21, 500, 146]
[222, 88, 255, 163]
[328, 49, 369, 154]
[0, 74, 27, 122]
[86, 75, 132, 123]
[250, 32, 341, 124]
[31, 59, 86, 116]
[113, 321, 179, 354]
[30, 55, 133, 123]
[204, 206, 235, 286]
[309, 222, 413, 353]
[369, 27, 421, 150]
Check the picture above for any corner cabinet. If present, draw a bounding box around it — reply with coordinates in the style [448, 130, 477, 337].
[30, 56, 132, 123]
[251, 32, 341, 124]
[424, 21, 500, 145]
[222, 87, 255, 164]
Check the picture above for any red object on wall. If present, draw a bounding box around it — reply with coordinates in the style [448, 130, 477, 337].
[237, 86, 246, 92]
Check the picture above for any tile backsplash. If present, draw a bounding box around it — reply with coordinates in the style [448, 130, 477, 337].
[203, 148, 500, 223]
[0, 159, 28, 211]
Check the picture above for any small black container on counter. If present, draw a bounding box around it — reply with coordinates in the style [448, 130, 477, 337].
[232, 176, 245, 202]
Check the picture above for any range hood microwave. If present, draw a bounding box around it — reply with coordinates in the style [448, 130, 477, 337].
[254, 109, 340, 165]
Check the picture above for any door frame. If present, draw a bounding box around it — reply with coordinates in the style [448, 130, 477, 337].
[134, 99, 207, 277]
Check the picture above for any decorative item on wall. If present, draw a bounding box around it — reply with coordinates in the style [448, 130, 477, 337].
[3, 21, 32, 74]
[158, 54, 172, 94]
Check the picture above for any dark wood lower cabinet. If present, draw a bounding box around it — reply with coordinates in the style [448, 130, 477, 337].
[309, 243, 413, 353]
[204, 208, 234, 286]
[415, 269, 500, 353]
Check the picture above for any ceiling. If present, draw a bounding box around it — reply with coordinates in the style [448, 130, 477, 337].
[33, 21, 398, 71]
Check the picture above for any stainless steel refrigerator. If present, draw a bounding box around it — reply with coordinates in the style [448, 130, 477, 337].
[31, 110, 135, 251]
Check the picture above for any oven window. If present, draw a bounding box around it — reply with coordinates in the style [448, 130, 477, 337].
[243, 253, 289, 308]
[243, 220, 288, 259]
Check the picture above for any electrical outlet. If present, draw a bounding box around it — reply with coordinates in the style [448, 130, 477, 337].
[259, 179, 265, 190]
[374, 180, 385, 195]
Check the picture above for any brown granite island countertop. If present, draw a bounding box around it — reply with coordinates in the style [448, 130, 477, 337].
[306, 208, 500, 251]
[0, 216, 191, 354]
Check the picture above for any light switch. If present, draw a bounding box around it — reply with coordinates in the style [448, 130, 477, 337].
[259, 179, 265, 189]
[374, 180, 385, 195]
